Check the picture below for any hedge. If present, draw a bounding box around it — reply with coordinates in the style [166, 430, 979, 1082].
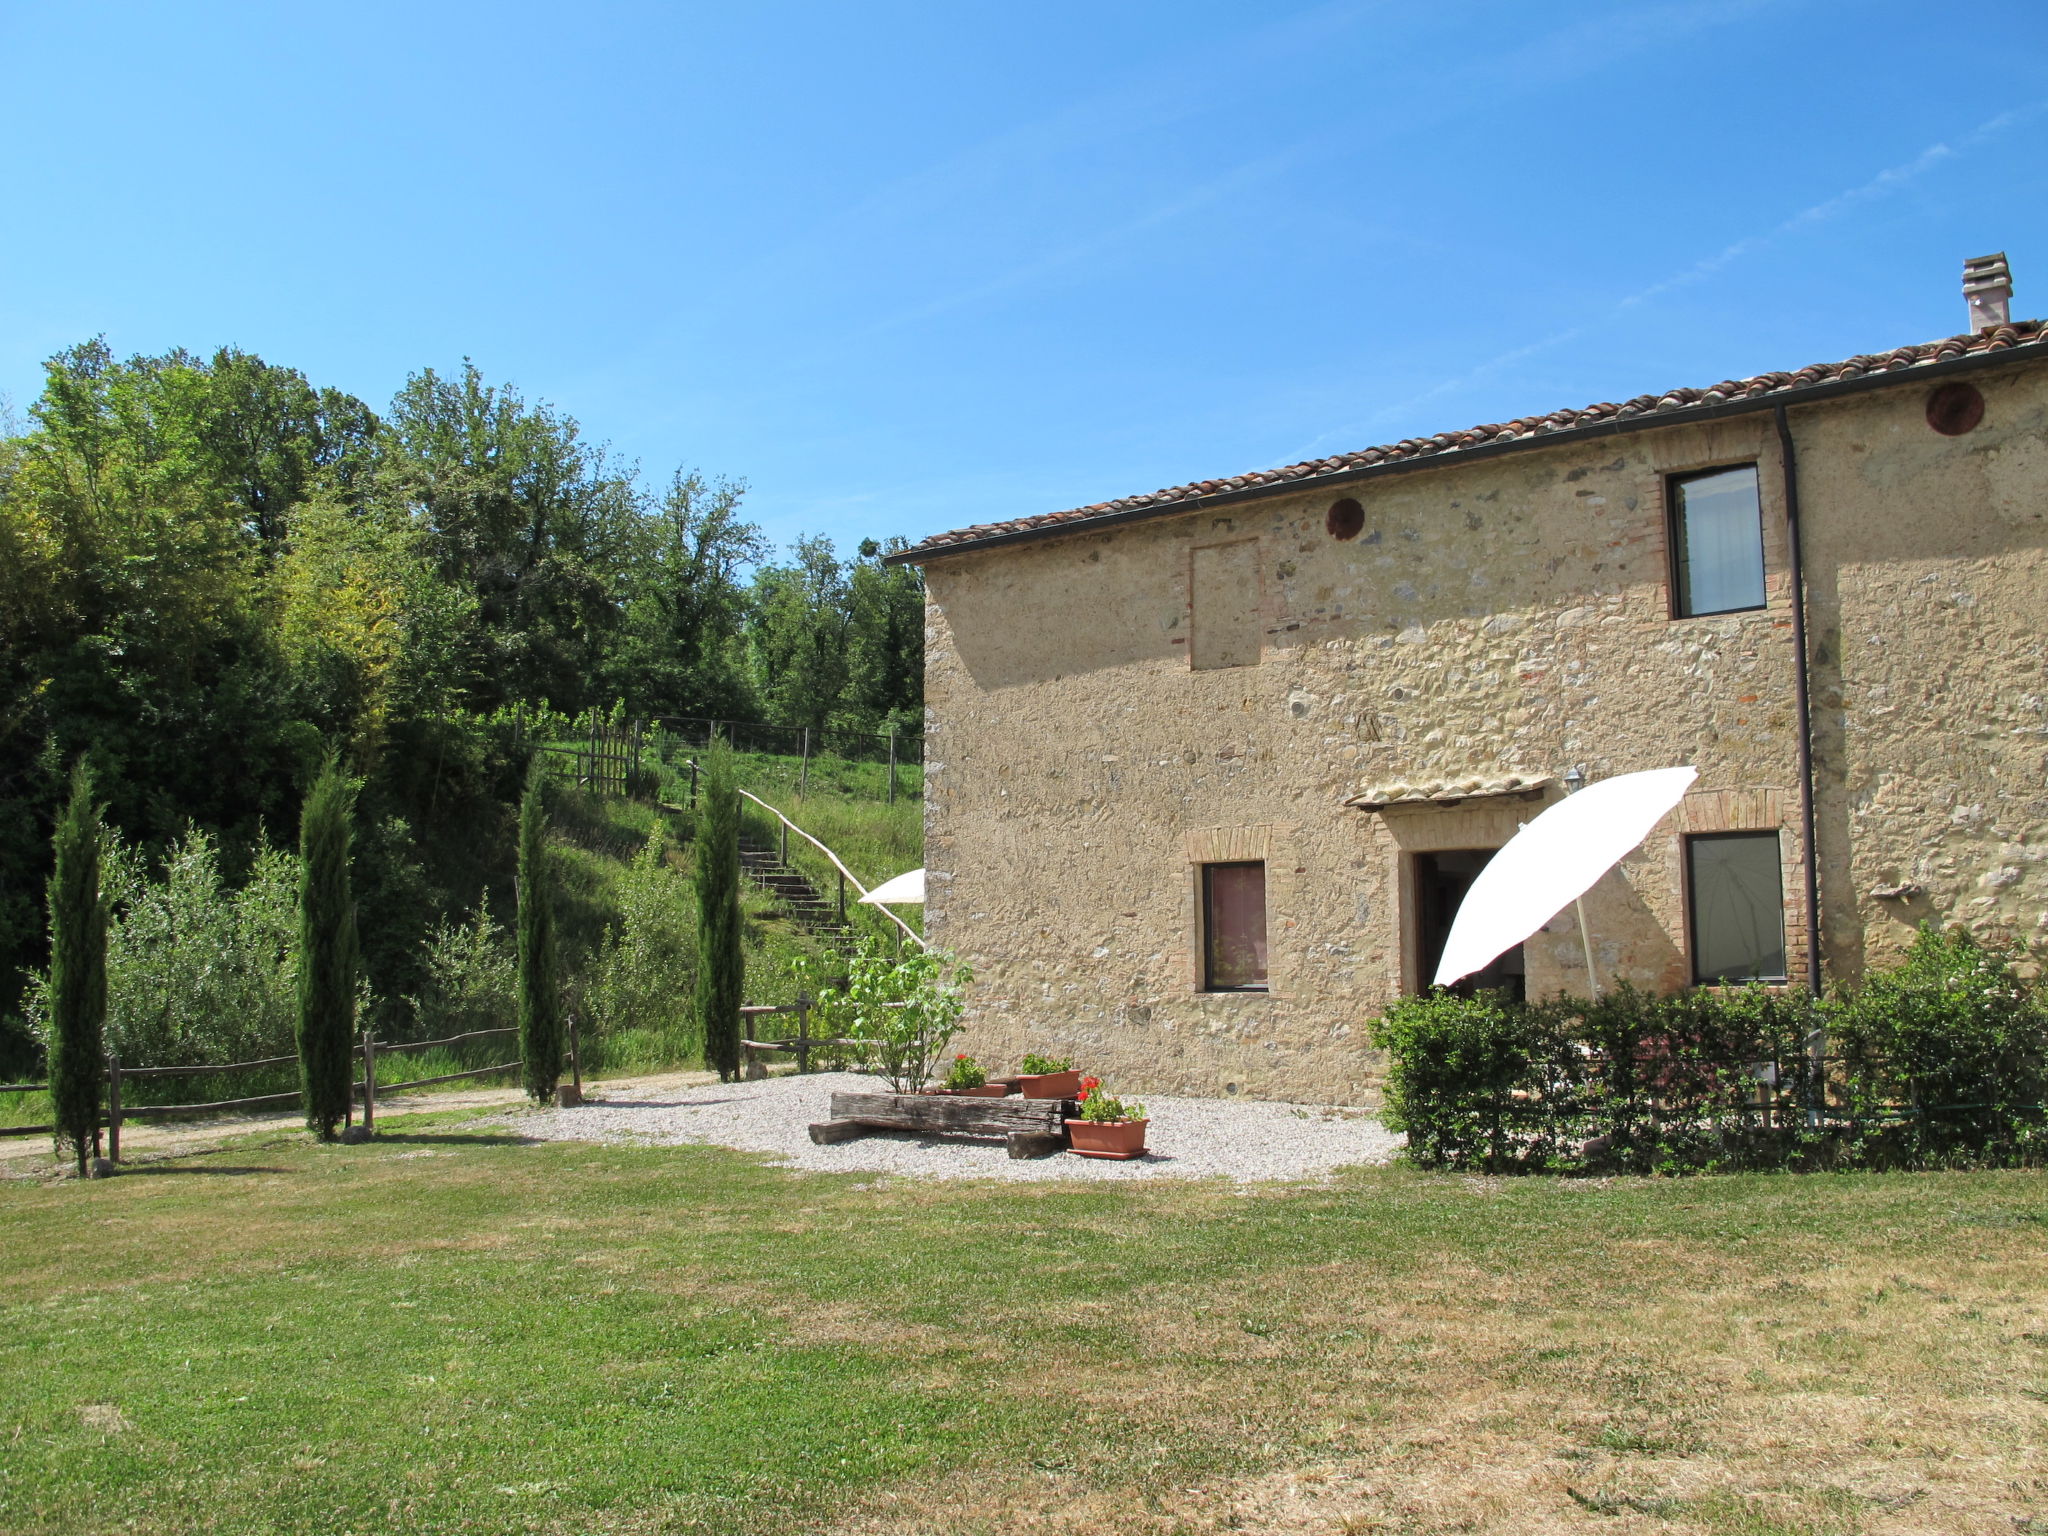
[1368, 925, 2047, 1174]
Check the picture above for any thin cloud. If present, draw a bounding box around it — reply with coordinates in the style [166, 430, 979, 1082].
[1316, 98, 2048, 448]
[772, 0, 1782, 381]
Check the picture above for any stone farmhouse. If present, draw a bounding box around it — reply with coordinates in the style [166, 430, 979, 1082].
[889, 258, 2048, 1103]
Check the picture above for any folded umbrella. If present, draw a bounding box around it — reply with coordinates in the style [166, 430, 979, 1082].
[1432, 766, 1697, 989]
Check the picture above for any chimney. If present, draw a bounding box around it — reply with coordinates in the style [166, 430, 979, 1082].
[1962, 252, 2012, 333]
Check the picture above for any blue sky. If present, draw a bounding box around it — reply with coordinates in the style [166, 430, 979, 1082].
[3, 1, 2044, 555]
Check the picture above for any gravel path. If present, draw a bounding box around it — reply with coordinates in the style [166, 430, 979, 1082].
[498, 1071, 1403, 1183]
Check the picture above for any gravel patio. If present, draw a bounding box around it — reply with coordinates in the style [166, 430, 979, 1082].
[500, 1071, 1403, 1182]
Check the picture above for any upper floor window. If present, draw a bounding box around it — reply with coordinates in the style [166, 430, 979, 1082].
[1669, 465, 1765, 617]
[1686, 831, 1787, 984]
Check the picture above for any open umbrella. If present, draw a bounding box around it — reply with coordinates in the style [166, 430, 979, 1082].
[859, 867, 925, 906]
[1432, 766, 1697, 990]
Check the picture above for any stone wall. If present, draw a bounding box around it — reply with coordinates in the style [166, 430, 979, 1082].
[919, 360, 2048, 1104]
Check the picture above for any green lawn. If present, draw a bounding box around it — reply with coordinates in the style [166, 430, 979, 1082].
[1, 1118, 2043, 1536]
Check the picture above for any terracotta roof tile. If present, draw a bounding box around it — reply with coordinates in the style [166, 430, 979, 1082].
[901, 321, 2048, 560]
[1345, 773, 1554, 811]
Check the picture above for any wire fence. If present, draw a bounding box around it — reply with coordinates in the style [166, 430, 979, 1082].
[648, 716, 923, 768]
[523, 710, 923, 803]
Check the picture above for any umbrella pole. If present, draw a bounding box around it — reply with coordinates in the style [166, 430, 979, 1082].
[1574, 897, 1600, 1000]
[1561, 767, 1600, 999]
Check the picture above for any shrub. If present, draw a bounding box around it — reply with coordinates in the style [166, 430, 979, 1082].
[1367, 926, 2046, 1175]
[1833, 925, 2047, 1166]
[412, 908, 517, 1041]
[1371, 989, 1549, 1171]
[28, 831, 299, 1070]
[1019, 1053, 1071, 1075]
[583, 828, 699, 1065]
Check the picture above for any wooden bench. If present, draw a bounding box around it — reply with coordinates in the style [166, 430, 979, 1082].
[809, 1091, 1069, 1159]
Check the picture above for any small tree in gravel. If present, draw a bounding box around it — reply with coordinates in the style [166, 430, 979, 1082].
[820, 937, 970, 1093]
[516, 760, 563, 1102]
[694, 744, 745, 1082]
[46, 763, 107, 1175]
[297, 757, 359, 1141]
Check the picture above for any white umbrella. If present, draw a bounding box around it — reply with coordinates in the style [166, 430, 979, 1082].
[1432, 766, 1697, 990]
[859, 867, 925, 905]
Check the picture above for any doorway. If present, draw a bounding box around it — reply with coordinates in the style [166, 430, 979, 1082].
[1413, 848, 1525, 999]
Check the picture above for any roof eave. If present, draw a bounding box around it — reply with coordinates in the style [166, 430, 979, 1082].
[885, 336, 2047, 567]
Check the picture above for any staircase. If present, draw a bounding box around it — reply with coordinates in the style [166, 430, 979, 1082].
[739, 835, 857, 949]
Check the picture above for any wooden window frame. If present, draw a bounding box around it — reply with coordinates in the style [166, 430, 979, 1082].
[1199, 860, 1269, 993]
[1666, 462, 1767, 620]
[1683, 830, 1789, 986]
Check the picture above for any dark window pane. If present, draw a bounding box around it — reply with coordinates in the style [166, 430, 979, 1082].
[1673, 465, 1765, 616]
[1203, 862, 1267, 989]
[1688, 833, 1787, 983]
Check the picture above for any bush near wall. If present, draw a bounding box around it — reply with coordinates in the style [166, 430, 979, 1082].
[1369, 926, 2048, 1175]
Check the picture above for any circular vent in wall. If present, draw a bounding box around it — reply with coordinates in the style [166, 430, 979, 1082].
[1925, 381, 1985, 436]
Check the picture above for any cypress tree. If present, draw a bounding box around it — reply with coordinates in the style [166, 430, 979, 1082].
[695, 744, 745, 1082]
[517, 760, 562, 1102]
[297, 758, 359, 1140]
[46, 763, 107, 1177]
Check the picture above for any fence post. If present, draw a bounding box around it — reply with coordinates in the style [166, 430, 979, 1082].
[361, 1028, 377, 1134]
[106, 1053, 121, 1163]
[838, 868, 846, 927]
[690, 759, 699, 808]
[569, 1012, 583, 1100]
[888, 732, 897, 804]
[779, 817, 788, 867]
[796, 995, 811, 1075]
[799, 727, 810, 799]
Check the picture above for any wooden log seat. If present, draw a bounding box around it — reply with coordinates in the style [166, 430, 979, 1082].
[809, 1091, 1070, 1159]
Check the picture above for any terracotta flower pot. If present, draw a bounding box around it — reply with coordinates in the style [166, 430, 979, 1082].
[1016, 1069, 1082, 1100]
[1067, 1118, 1149, 1159]
[920, 1083, 1010, 1098]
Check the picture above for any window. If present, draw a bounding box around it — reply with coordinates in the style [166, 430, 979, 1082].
[1190, 541, 1260, 669]
[1669, 464, 1765, 617]
[1686, 832, 1787, 984]
[1201, 861, 1267, 990]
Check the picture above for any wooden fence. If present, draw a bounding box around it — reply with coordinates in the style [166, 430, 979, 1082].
[0, 1017, 586, 1161]
[740, 998, 861, 1077]
[2, 1001, 875, 1159]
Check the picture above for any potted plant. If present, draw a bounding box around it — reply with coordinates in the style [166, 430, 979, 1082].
[1014, 1052, 1082, 1100]
[922, 1053, 1009, 1097]
[1066, 1078, 1148, 1159]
